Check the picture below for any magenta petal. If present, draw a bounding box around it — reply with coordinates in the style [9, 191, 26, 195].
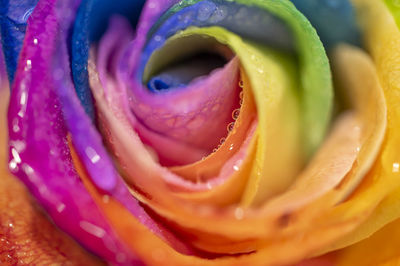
[7, 0, 141, 264]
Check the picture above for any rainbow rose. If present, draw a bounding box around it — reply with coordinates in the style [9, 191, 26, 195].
[1, 0, 400, 265]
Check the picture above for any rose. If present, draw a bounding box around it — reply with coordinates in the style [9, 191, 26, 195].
[1, 0, 400, 265]
[1, 0, 399, 264]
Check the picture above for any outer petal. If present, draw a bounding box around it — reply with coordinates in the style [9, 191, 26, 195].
[0, 53, 101, 264]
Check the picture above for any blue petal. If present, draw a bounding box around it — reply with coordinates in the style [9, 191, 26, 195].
[290, 0, 362, 48]
[140, 0, 294, 92]
[0, 0, 39, 84]
[71, 0, 95, 120]
[71, 0, 145, 120]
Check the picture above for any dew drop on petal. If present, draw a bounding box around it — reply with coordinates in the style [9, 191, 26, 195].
[393, 162, 400, 173]
[234, 207, 244, 220]
[11, 148, 21, 164]
[227, 122, 235, 132]
[102, 195, 110, 203]
[57, 203, 66, 213]
[232, 108, 240, 120]
[85, 146, 101, 164]
[79, 221, 106, 238]
[9, 160, 18, 172]
[25, 60, 32, 71]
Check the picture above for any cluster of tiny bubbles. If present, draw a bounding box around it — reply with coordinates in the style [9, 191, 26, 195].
[208, 79, 245, 156]
[226, 80, 244, 134]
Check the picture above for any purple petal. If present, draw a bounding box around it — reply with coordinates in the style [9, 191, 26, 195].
[7, 0, 141, 263]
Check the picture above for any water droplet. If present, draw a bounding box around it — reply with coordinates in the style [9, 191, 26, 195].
[33, 38, 38, 45]
[212, 148, 218, 153]
[393, 162, 400, 173]
[227, 122, 235, 132]
[79, 221, 106, 238]
[233, 160, 243, 171]
[20, 92, 27, 106]
[154, 35, 162, 42]
[232, 109, 240, 120]
[9, 160, 18, 172]
[11, 148, 21, 164]
[16, 109, 23, 118]
[57, 203, 66, 213]
[238, 80, 244, 88]
[85, 147, 101, 164]
[102, 195, 110, 203]
[229, 144, 234, 151]
[8, 223, 13, 228]
[12, 118, 20, 132]
[257, 68, 264, 74]
[234, 207, 244, 220]
[25, 60, 32, 71]
[220, 138, 226, 145]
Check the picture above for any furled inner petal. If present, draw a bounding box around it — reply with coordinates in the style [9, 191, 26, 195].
[131, 44, 241, 155]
